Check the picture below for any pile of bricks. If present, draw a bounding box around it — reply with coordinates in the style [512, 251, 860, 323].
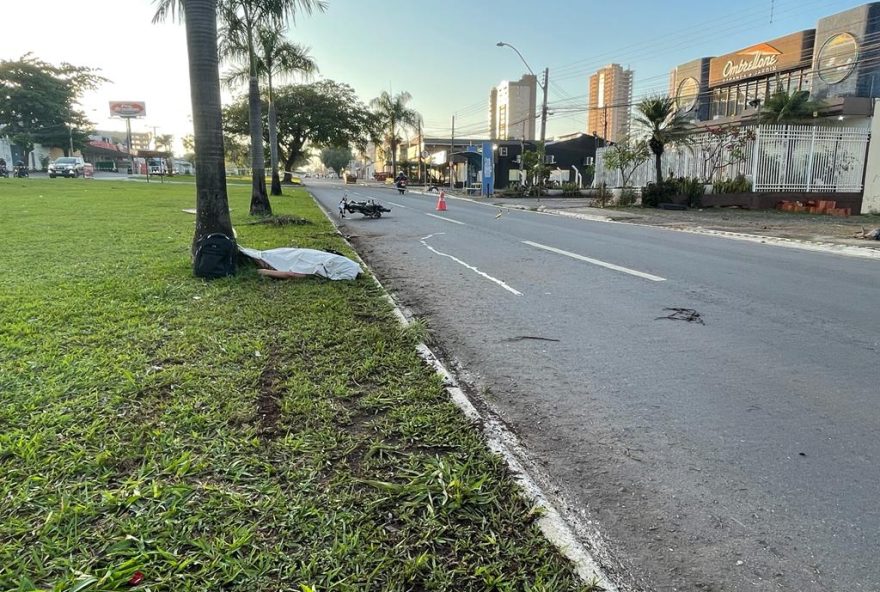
[776, 199, 851, 216]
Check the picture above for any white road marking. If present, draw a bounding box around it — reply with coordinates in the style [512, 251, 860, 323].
[522, 240, 667, 282]
[425, 213, 466, 225]
[387, 201, 406, 208]
[420, 234, 522, 296]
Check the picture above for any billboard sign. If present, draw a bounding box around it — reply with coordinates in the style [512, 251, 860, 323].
[109, 101, 147, 118]
[708, 31, 814, 86]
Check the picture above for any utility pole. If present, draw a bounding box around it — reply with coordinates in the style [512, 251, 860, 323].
[449, 115, 455, 189]
[603, 105, 608, 148]
[520, 121, 525, 187]
[417, 118, 423, 186]
[540, 67, 549, 143]
[125, 117, 135, 175]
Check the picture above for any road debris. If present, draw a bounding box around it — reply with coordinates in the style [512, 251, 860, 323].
[656, 308, 705, 325]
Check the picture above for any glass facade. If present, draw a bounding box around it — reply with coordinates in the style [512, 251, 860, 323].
[709, 67, 813, 119]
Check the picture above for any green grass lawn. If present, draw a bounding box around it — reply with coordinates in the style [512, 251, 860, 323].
[0, 179, 589, 591]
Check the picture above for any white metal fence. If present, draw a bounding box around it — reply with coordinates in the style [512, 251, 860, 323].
[595, 124, 870, 193]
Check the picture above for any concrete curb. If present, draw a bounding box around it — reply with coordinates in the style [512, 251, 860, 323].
[311, 189, 620, 591]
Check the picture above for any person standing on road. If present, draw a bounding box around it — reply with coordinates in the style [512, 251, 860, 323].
[338, 195, 348, 218]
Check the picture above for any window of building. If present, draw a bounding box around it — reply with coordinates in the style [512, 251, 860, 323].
[718, 87, 729, 117]
[791, 70, 802, 92]
[801, 69, 813, 92]
[757, 78, 768, 105]
[768, 75, 778, 97]
[748, 80, 759, 105]
[499, 146, 508, 156]
[779, 72, 791, 93]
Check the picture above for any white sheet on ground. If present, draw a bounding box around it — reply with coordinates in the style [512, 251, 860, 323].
[239, 246, 362, 280]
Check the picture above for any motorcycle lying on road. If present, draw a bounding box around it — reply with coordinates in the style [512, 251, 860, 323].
[344, 199, 391, 219]
[12, 162, 29, 178]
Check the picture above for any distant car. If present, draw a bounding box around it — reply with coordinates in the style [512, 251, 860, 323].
[49, 157, 85, 178]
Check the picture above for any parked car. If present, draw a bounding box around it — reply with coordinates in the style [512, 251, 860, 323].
[49, 157, 85, 178]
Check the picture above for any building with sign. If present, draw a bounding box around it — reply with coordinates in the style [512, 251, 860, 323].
[587, 64, 634, 143]
[669, 2, 880, 126]
[489, 75, 537, 141]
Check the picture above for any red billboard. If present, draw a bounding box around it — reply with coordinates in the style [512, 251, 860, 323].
[109, 101, 147, 118]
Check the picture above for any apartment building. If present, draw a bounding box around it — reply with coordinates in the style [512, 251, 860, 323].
[489, 74, 537, 140]
[587, 64, 634, 144]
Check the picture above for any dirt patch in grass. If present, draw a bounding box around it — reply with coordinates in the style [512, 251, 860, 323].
[246, 214, 312, 226]
[256, 350, 283, 438]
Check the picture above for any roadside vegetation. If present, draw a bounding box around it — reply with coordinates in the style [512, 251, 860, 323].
[0, 180, 589, 591]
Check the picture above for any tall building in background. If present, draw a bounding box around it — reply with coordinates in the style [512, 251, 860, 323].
[489, 74, 537, 140]
[587, 64, 634, 144]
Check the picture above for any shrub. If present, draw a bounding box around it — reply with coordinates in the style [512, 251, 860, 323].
[618, 187, 638, 207]
[713, 174, 752, 194]
[641, 181, 677, 207]
[677, 176, 705, 207]
[561, 182, 579, 196]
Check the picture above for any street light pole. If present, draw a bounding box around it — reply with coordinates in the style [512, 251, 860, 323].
[496, 42, 549, 143]
[540, 67, 549, 144]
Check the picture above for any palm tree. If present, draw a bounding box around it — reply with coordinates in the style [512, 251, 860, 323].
[369, 91, 421, 177]
[759, 89, 824, 124]
[155, 134, 174, 152]
[215, 0, 325, 216]
[152, 0, 234, 263]
[224, 27, 317, 196]
[634, 95, 692, 184]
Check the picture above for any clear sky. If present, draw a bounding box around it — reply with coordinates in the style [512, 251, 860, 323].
[2, 0, 869, 151]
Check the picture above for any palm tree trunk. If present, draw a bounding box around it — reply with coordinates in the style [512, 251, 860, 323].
[183, 0, 233, 255]
[243, 10, 269, 216]
[655, 152, 663, 185]
[268, 70, 282, 196]
[390, 119, 397, 177]
[268, 101, 281, 196]
[248, 73, 270, 215]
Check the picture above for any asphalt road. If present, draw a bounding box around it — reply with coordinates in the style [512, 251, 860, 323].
[311, 180, 879, 592]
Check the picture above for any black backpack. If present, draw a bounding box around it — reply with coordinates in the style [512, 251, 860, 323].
[194, 233, 237, 279]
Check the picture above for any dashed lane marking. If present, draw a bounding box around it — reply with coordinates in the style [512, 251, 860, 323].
[523, 240, 667, 282]
[425, 213, 466, 225]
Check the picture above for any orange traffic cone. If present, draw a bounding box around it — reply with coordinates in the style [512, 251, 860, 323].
[436, 191, 447, 212]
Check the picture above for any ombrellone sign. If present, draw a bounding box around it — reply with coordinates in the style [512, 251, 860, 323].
[109, 101, 147, 118]
[709, 31, 815, 86]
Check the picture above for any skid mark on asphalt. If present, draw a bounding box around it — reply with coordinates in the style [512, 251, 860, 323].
[420, 233, 522, 296]
[522, 240, 667, 282]
[425, 213, 466, 225]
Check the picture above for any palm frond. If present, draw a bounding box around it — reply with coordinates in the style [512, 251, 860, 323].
[151, 0, 185, 23]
